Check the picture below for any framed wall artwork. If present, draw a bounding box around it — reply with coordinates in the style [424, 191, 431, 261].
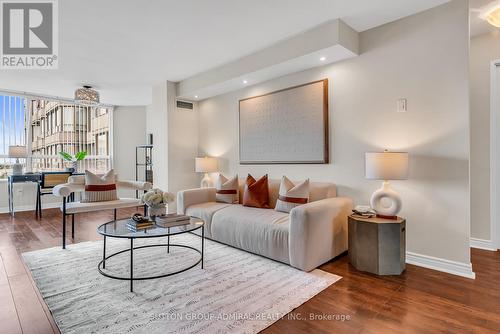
[239, 79, 329, 164]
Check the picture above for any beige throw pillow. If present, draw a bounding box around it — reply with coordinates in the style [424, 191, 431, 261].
[275, 176, 309, 213]
[215, 174, 239, 204]
[81, 169, 118, 203]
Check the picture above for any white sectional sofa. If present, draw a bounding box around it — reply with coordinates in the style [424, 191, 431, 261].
[177, 179, 353, 271]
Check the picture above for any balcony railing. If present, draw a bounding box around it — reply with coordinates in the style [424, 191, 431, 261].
[31, 137, 45, 150]
[92, 113, 109, 129]
[31, 101, 58, 120]
[41, 101, 59, 113]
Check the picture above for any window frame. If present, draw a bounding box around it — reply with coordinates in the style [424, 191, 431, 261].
[0, 90, 114, 178]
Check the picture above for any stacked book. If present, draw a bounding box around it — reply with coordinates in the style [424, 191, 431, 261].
[127, 219, 154, 232]
[156, 214, 191, 228]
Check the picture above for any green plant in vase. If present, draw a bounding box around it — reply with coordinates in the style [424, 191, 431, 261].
[59, 151, 87, 173]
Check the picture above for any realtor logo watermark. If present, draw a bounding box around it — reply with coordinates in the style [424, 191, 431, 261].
[1, 0, 58, 69]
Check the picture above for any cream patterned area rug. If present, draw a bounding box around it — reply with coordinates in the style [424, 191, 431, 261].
[22, 234, 341, 334]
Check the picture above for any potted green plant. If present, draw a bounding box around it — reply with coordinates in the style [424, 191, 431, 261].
[59, 151, 87, 173]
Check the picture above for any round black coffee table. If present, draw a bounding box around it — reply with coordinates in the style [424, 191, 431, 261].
[97, 216, 204, 292]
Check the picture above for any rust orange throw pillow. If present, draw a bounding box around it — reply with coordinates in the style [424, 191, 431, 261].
[242, 174, 270, 208]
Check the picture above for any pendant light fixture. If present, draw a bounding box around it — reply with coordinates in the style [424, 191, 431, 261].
[75, 85, 100, 104]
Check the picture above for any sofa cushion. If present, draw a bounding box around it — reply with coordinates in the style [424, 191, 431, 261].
[185, 202, 232, 239]
[242, 174, 270, 208]
[238, 179, 337, 207]
[211, 205, 290, 264]
[215, 174, 239, 204]
[81, 169, 118, 203]
[69, 172, 120, 185]
[63, 198, 141, 214]
[275, 176, 309, 213]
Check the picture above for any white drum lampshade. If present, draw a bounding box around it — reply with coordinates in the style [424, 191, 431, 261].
[365, 151, 409, 218]
[195, 157, 218, 188]
[9, 145, 27, 175]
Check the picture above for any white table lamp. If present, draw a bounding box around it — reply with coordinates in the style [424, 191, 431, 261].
[9, 145, 27, 175]
[365, 151, 409, 219]
[195, 157, 218, 188]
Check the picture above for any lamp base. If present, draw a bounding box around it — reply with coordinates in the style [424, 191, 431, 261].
[12, 163, 23, 175]
[370, 181, 402, 217]
[200, 173, 213, 188]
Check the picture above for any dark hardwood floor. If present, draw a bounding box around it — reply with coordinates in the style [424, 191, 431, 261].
[1, 208, 499, 334]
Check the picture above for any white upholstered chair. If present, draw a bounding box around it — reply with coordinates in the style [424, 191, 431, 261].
[52, 174, 152, 248]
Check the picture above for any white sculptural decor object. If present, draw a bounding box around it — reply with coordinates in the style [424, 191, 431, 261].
[365, 151, 409, 219]
[195, 157, 218, 188]
[9, 145, 27, 175]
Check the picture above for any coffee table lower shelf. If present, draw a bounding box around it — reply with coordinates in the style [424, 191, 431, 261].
[96, 218, 205, 292]
[98, 242, 203, 292]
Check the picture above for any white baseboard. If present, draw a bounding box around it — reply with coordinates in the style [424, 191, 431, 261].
[0, 202, 60, 214]
[470, 238, 497, 251]
[406, 251, 476, 279]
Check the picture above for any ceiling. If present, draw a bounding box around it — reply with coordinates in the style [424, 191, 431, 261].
[0, 0, 450, 105]
[470, 0, 500, 37]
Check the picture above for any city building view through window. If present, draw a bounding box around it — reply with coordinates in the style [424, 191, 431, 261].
[0, 94, 113, 179]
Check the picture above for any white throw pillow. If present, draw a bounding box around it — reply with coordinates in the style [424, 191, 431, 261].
[81, 169, 118, 203]
[215, 174, 239, 204]
[275, 176, 309, 213]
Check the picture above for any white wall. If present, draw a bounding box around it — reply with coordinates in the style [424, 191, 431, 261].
[470, 32, 500, 242]
[113, 105, 148, 198]
[197, 1, 471, 266]
[146, 82, 200, 212]
[167, 103, 199, 211]
[146, 83, 170, 191]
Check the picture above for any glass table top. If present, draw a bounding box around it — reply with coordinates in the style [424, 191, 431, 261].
[97, 216, 204, 238]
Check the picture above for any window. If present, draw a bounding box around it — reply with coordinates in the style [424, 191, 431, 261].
[97, 133, 108, 155]
[0, 95, 27, 179]
[0, 93, 113, 179]
[63, 106, 74, 131]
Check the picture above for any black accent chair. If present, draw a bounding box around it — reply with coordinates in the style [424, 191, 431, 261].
[36, 171, 72, 218]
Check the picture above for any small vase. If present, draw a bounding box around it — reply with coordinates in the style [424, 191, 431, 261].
[148, 204, 166, 220]
[72, 161, 78, 173]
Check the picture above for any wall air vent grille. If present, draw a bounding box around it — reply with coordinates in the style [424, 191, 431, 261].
[176, 100, 194, 110]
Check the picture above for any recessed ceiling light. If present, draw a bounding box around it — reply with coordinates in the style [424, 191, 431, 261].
[243, 80, 248, 84]
[194, 95, 198, 98]
[320, 57, 326, 61]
